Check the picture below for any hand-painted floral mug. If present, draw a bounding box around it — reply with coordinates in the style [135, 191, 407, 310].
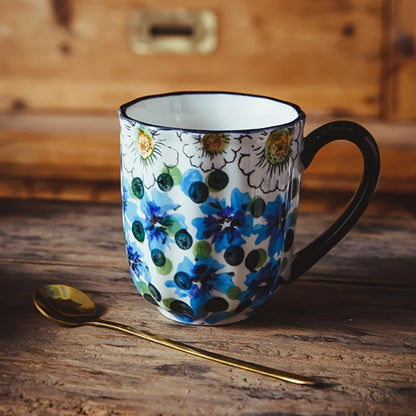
[119, 92, 380, 325]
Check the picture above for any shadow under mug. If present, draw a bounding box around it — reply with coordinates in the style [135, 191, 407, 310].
[119, 92, 380, 325]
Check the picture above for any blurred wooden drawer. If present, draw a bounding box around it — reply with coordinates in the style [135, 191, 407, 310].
[0, 0, 386, 117]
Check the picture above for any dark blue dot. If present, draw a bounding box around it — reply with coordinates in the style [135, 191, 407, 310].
[131, 177, 144, 199]
[284, 229, 294, 252]
[235, 299, 252, 314]
[132, 221, 145, 242]
[157, 173, 174, 192]
[204, 297, 229, 312]
[170, 300, 195, 318]
[224, 245, 244, 266]
[148, 283, 161, 301]
[251, 197, 266, 218]
[245, 249, 260, 271]
[208, 170, 229, 190]
[174, 271, 192, 290]
[188, 182, 209, 203]
[290, 178, 299, 200]
[143, 294, 158, 306]
[151, 248, 166, 267]
[175, 229, 193, 250]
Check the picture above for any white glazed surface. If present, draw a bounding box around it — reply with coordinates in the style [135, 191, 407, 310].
[125, 93, 300, 131]
[120, 93, 305, 325]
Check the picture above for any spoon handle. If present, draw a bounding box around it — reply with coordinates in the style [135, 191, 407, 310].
[91, 319, 317, 386]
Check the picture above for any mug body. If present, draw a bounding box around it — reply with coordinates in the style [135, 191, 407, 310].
[119, 92, 305, 325]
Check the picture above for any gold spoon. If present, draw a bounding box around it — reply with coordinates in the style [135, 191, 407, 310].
[33, 284, 318, 386]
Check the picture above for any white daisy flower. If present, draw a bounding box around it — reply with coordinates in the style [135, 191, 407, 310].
[120, 120, 179, 188]
[180, 132, 241, 172]
[238, 121, 302, 193]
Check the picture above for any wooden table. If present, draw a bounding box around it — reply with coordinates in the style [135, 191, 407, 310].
[0, 197, 415, 415]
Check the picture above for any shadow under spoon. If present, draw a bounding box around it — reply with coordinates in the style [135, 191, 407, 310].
[33, 284, 319, 386]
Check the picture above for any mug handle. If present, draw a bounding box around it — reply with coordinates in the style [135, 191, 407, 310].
[287, 121, 380, 283]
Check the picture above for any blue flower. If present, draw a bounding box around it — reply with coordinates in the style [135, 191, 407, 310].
[140, 188, 185, 249]
[242, 258, 281, 309]
[126, 244, 151, 284]
[167, 256, 234, 316]
[253, 193, 290, 257]
[122, 184, 129, 211]
[192, 188, 253, 252]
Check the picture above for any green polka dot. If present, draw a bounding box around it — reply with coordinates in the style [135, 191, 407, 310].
[137, 281, 150, 296]
[156, 257, 173, 275]
[291, 208, 298, 227]
[193, 241, 212, 260]
[162, 166, 182, 186]
[245, 248, 267, 271]
[162, 297, 175, 309]
[280, 257, 288, 274]
[227, 286, 242, 300]
[165, 217, 181, 236]
[256, 249, 267, 269]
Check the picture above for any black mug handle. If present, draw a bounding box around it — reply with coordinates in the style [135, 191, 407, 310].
[288, 121, 380, 283]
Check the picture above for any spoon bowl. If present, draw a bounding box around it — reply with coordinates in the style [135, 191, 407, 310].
[34, 284, 319, 386]
[34, 285, 96, 325]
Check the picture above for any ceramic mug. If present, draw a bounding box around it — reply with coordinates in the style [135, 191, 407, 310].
[119, 92, 380, 325]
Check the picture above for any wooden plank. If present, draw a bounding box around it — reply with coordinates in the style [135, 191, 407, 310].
[0, 198, 414, 287]
[0, 0, 383, 116]
[0, 198, 414, 414]
[383, 0, 416, 119]
[0, 247, 415, 414]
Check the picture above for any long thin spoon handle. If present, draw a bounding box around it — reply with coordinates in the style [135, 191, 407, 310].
[91, 319, 317, 386]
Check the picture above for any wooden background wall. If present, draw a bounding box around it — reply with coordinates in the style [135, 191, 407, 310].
[0, 0, 415, 203]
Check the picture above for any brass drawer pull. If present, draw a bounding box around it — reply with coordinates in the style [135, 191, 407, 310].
[131, 9, 217, 54]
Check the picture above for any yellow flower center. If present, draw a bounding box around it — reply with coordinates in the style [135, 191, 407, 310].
[264, 129, 291, 165]
[201, 133, 228, 155]
[137, 129, 154, 159]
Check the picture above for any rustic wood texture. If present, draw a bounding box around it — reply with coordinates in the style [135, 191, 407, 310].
[383, 0, 416, 119]
[0, 113, 415, 202]
[0, 198, 415, 415]
[0, 0, 383, 117]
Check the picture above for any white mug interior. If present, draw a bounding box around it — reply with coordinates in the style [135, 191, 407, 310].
[123, 92, 300, 131]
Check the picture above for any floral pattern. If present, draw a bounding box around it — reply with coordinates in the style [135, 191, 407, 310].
[238, 121, 302, 193]
[120, 113, 303, 325]
[139, 189, 185, 250]
[180, 132, 241, 172]
[253, 193, 290, 257]
[242, 257, 281, 309]
[121, 119, 179, 188]
[192, 188, 253, 252]
[126, 244, 151, 285]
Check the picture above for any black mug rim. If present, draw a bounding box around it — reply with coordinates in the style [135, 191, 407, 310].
[119, 91, 306, 134]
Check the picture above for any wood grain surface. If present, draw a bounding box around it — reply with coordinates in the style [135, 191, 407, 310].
[383, 0, 416, 119]
[0, 0, 384, 116]
[0, 198, 415, 415]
